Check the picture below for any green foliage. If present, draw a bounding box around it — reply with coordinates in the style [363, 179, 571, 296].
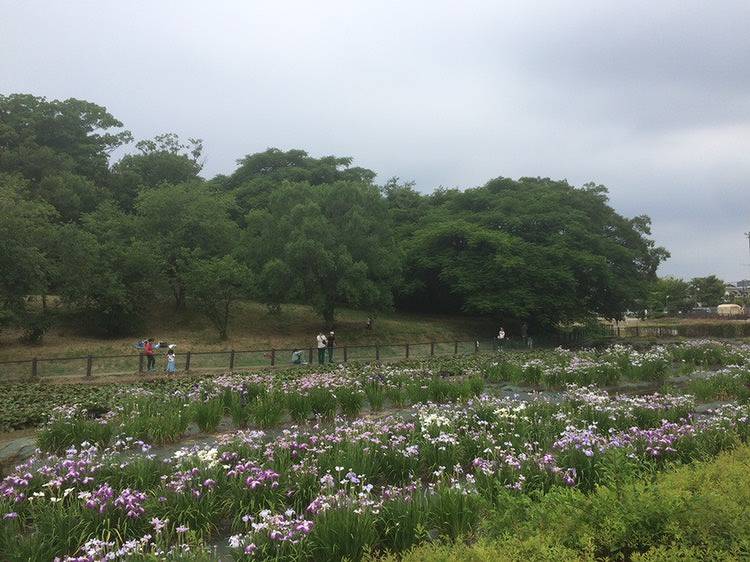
[110, 133, 203, 209]
[689, 275, 726, 307]
[0, 93, 672, 334]
[134, 181, 240, 310]
[400, 178, 668, 326]
[252, 392, 285, 428]
[183, 255, 254, 340]
[336, 387, 364, 418]
[192, 398, 223, 432]
[647, 276, 693, 315]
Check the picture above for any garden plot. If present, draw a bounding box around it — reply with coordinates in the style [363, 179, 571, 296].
[1, 340, 750, 560]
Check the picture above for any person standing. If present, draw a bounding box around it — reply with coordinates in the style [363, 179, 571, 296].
[496, 327, 506, 351]
[165, 348, 176, 375]
[144, 338, 156, 372]
[316, 332, 327, 365]
[327, 331, 336, 363]
[521, 322, 528, 346]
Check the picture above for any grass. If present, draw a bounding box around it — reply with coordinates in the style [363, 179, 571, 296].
[0, 300, 496, 362]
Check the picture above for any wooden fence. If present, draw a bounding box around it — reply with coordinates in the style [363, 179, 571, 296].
[0, 338, 502, 382]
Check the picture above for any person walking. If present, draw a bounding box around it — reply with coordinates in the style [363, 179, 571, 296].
[165, 348, 176, 375]
[144, 338, 156, 372]
[327, 331, 336, 363]
[316, 332, 327, 365]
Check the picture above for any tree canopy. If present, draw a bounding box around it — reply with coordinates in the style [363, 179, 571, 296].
[0, 93, 673, 339]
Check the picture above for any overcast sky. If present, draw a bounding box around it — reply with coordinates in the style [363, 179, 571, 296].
[2, 1, 749, 280]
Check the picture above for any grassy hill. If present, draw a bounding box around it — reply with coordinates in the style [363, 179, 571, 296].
[0, 301, 497, 361]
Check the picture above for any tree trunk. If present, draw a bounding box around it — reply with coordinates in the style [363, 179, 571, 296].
[219, 299, 231, 340]
[322, 300, 335, 329]
[173, 282, 186, 310]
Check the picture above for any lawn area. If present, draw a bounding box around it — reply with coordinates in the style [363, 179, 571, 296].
[0, 301, 497, 362]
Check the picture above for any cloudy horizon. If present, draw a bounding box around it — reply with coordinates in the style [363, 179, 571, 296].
[2, 0, 749, 281]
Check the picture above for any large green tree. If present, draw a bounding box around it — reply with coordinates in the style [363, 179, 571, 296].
[0, 94, 131, 221]
[0, 174, 57, 338]
[647, 276, 693, 315]
[217, 148, 377, 219]
[184, 256, 254, 340]
[134, 181, 240, 309]
[241, 180, 401, 326]
[689, 275, 726, 307]
[110, 133, 203, 210]
[54, 208, 162, 337]
[401, 178, 668, 326]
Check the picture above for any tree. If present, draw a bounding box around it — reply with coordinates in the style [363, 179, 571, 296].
[0, 94, 130, 221]
[0, 94, 131, 181]
[0, 174, 57, 339]
[400, 178, 668, 327]
[54, 219, 162, 336]
[689, 275, 726, 307]
[219, 148, 377, 220]
[242, 180, 401, 326]
[647, 277, 693, 315]
[110, 133, 203, 210]
[134, 182, 240, 309]
[258, 259, 292, 313]
[183, 256, 253, 340]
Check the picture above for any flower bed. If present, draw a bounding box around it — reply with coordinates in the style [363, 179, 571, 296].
[3, 385, 748, 561]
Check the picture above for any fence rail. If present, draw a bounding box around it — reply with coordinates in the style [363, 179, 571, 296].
[0, 329, 597, 383]
[0, 338, 512, 382]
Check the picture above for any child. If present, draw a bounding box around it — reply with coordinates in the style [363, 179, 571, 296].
[166, 348, 176, 375]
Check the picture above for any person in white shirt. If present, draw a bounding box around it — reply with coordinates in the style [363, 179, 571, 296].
[497, 327, 506, 351]
[316, 332, 327, 364]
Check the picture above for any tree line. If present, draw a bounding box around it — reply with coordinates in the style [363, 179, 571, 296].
[0, 93, 669, 341]
[646, 275, 739, 316]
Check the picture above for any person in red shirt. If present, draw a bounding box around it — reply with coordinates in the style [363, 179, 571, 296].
[144, 338, 156, 372]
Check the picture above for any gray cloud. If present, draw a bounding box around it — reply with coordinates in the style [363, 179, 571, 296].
[2, 0, 749, 280]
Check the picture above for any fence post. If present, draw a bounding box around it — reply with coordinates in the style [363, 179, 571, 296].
[375, 345, 380, 362]
[454, 341, 458, 355]
[271, 349, 276, 366]
[308, 348, 313, 364]
[405, 343, 410, 359]
[635, 326, 640, 337]
[229, 350, 235, 371]
[185, 351, 191, 372]
[430, 341, 435, 356]
[86, 355, 93, 378]
[138, 353, 144, 373]
[31, 357, 38, 380]
[343, 345, 348, 363]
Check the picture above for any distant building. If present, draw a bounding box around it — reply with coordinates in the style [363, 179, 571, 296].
[725, 282, 748, 300]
